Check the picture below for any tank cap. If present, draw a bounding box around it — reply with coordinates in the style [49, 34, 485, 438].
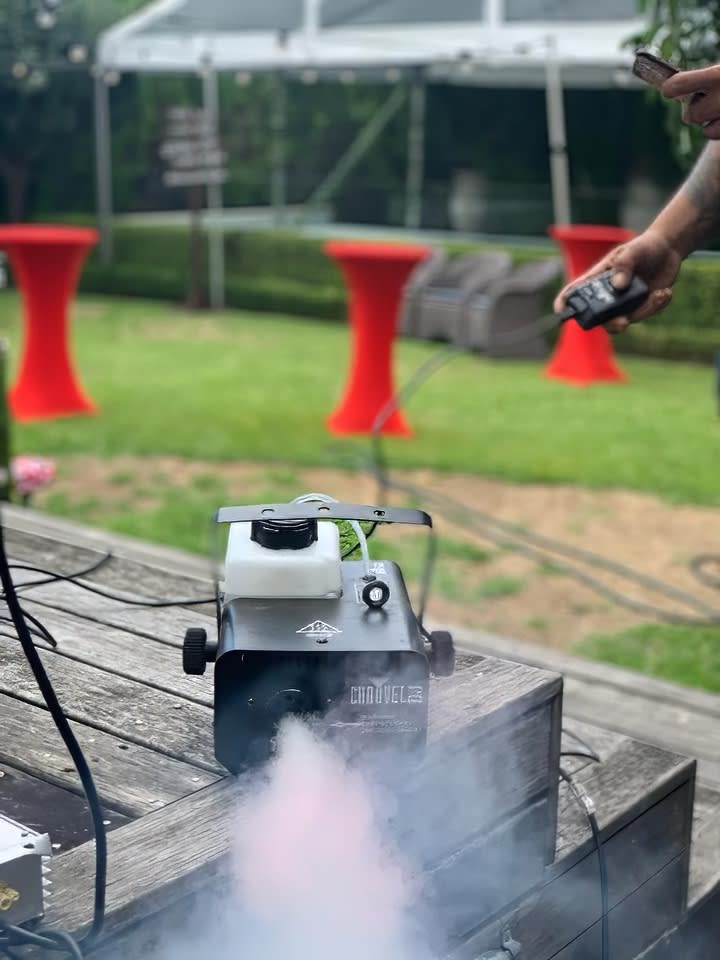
[250, 518, 318, 550]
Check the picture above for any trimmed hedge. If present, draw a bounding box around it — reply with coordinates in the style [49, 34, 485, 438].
[76, 224, 720, 362]
[614, 323, 720, 364]
[79, 225, 348, 320]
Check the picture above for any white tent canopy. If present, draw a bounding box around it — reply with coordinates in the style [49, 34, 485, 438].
[93, 1, 649, 305]
[98, 0, 645, 87]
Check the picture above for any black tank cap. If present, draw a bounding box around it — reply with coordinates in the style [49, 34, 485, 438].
[250, 518, 319, 550]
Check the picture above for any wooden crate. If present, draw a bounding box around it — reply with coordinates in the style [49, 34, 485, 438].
[448, 727, 696, 960]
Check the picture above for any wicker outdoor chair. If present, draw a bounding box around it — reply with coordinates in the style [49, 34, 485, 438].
[398, 247, 449, 337]
[460, 257, 563, 358]
[409, 251, 513, 342]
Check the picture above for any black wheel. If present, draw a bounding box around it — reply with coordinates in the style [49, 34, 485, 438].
[362, 579, 390, 609]
[183, 627, 208, 675]
[429, 630, 455, 677]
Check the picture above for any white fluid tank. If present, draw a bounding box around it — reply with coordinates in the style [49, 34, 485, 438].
[223, 520, 342, 599]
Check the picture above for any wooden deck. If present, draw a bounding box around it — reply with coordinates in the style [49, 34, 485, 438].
[1, 505, 718, 959]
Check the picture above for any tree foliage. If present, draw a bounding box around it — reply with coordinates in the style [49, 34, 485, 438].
[0, 0, 143, 220]
[630, 0, 720, 165]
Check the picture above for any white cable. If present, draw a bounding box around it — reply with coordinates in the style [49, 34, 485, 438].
[292, 492, 371, 576]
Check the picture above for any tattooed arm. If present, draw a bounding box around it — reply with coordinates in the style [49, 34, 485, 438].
[650, 141, 720, 259]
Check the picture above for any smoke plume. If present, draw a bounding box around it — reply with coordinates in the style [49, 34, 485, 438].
[224, 718, 434, 960]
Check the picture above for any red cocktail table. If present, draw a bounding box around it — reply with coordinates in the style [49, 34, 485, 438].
[545, 224, 634, 385]
[325, 239, 430, 435]
[0, 224, 99, 421]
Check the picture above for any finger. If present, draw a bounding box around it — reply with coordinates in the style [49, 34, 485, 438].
[605, 317, 630, 335]
[703, 118, 720, 139]
[661, 65, 720, 99]
[553, 275, 594, 313]
[629, 287, 673, 323]
[607, 247, 638, 290]
[682, 93, 720, 126]
[609, 265, 632, 290]
[554, 251, 629, 311]
[553, 286, 572, 313]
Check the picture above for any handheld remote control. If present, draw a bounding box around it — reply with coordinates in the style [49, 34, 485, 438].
[559, 270, 650, 330]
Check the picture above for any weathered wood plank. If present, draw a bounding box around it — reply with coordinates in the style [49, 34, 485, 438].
[560, 674, 720, 789]
[450, 625, 720, 721]
[554, 740, 694, 864]
[0, 637, 222, 774]
[0, 693, 220, 817]
[452, 631, 720, 791]
[47, 778, 240, 936]
[4, 519, 217, 612]
[427, 655, 561, 740]
[0, 762, 128, 853]
[8, 573, 215, 647]
[15, 598, 212, 706]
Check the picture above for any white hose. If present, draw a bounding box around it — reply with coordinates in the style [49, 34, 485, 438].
[292, 492, 371, 576]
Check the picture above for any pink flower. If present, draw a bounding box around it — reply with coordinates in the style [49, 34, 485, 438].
[11, 456, 56, 496]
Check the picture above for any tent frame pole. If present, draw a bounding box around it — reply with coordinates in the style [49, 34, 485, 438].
[94, 72, 114, 264]
[404, 68, 426, 230]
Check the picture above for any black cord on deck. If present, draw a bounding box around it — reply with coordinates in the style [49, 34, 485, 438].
[4, 562, 214, 607]
[0, 921, 83, 960]
[559, 767, 609, 960]
[0, 519, 106, 949]
[10, 552, 114, 592]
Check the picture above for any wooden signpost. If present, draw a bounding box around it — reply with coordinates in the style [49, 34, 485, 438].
[159, 107, 228, 309]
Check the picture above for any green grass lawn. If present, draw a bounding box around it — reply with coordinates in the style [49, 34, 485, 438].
[1, 291, 719, 505]
[578, 624, 720, 693]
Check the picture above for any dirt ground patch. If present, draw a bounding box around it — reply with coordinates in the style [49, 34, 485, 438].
[35, 455, 720, 654]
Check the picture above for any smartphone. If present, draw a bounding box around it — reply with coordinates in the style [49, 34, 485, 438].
[632, 50, 679, 90]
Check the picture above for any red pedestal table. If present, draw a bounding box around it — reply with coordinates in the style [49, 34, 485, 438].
[545, 224, 635, 386]
[0, 224, 99, 421]
[325, 239, 430, 435]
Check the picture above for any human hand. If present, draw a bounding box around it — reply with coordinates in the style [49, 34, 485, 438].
[553, 231, 681, 333]
[661, 65, 720, 137]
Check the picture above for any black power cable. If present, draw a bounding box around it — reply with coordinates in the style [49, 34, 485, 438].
[9, 551, 114, 592]
[563, 727, 602, 763]
[560, 750, 602, 764]
[1, 613, 56, 647]
[0, 518, 105, 951]
[560, 767, 610, 960]
[0, 921, 83, 960]
[4, 562, 215, 607]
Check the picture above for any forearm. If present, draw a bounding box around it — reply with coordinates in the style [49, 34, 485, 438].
[649, 140, 720, 258]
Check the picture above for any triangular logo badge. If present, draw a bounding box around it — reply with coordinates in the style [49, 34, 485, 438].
[296, 620, 342, 639]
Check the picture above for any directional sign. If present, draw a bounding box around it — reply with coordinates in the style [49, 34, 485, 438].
[165, 120, 215, 139]
[159, 138, 222, 158]
[159, 145, 227, 170]
[163, 169, 228, 188]
[160, 105, 228, 191]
